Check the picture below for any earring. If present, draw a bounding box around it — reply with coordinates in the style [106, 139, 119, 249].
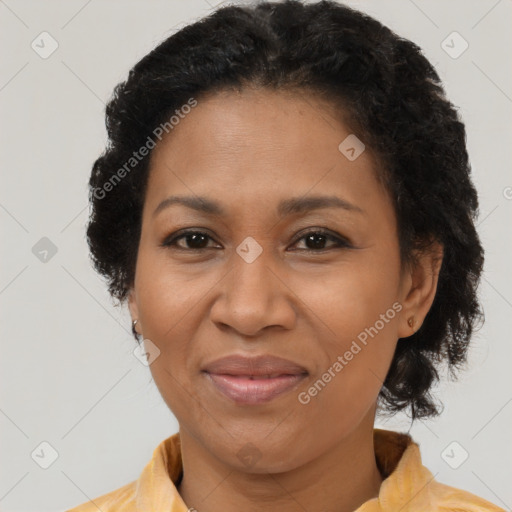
[407, 316, 414, 329]
[132, 319, 139, 337]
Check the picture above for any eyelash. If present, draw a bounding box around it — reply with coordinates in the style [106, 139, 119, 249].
[161, 228, 352, 253]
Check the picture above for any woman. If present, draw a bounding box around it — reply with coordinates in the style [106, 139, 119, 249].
[67, 1, 504, 510]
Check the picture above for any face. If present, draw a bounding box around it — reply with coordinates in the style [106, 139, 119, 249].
[128, 87, 434, 473]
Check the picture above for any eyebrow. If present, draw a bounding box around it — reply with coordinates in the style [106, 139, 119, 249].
[152, 194, 364, 218]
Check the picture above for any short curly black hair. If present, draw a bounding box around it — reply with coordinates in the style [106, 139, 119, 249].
[87, 0, 485, 421]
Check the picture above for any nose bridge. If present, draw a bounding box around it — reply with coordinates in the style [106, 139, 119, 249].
[229, 237, 277, 312]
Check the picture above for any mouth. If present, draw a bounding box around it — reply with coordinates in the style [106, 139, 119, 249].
[203, 372, 308, 405]
[201, 353, 309, 405]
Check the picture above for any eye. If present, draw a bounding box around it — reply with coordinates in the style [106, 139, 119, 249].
[161, 230, 218, 251]
[290, 228, 351, 252]
[161, 228, 351, 252]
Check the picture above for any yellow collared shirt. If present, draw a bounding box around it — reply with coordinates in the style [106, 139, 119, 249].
[67, 428, 505, 512]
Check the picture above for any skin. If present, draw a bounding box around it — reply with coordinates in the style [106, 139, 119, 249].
[128, 87, 443, 512]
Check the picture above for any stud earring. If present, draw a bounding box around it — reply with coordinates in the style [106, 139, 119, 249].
[132, 319, 139, 336]
[407, 316, 414, 329]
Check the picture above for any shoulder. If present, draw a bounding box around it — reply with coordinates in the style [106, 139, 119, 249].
[425, 479, 506, 512]
[65, 433, 184, 512]
[371, 429, 506, 512]
[65, 480, 137, 512]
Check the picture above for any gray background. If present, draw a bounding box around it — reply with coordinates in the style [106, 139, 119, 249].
[0, 0, 511, 511]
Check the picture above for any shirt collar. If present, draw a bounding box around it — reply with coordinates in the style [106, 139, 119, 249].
[132, 428, 501, 512]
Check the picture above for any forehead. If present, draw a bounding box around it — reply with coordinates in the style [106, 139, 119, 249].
[151, 87, 354, 166]
[145, 87, 389, 218]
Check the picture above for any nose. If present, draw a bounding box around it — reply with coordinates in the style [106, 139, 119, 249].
[209, 248, 297, 337]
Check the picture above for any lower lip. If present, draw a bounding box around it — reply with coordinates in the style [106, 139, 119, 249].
[205, 372, 307, 405]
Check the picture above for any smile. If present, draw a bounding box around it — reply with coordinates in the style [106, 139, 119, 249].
[204, 372, 308, 405]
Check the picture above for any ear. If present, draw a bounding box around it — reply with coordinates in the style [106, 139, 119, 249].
[127, 288, 140, 334]
[397, 240, 444, 338]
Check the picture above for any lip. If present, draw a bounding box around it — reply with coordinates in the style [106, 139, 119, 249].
[202, 354, 308, 405]
[205, 373, 307, 404]
[202, 354, 308, 376]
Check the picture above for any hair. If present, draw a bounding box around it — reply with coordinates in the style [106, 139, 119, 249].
[86, 0, 484, 421]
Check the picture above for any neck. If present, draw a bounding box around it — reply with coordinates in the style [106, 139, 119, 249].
[177, 413, 383, 512]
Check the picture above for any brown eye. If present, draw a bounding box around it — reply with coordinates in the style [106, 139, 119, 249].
[291, 229, 351, 252]
[162, 230, 216, 251]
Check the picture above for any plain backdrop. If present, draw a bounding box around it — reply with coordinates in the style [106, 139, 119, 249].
[0, 1, 511, 511]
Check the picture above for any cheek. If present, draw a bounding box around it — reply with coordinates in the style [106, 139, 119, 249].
[133, 249, 228, 409]
[306, 248, 402, 346]
[134, 240, 214, 341]
[298, 255, 401, 416]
